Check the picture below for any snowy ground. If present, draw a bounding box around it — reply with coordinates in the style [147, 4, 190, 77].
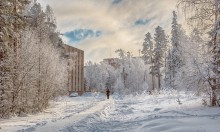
[0, 92, 220, 132]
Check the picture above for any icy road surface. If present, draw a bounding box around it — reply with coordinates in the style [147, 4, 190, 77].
[0, 92, 220, 132]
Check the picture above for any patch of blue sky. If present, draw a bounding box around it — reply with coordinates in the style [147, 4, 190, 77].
[134, 19, 151, 26]
[64, 29, 102, 44]
[96, 31, 102, 37]
[112, 0, 122, 5]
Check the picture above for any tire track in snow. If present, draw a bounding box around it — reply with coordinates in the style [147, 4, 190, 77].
[60, 99, 114, 132]
[32, 99, 112, 132]
[17, 99, 104, 132]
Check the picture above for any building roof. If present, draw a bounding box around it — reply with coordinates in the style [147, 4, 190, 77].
[62, 44, 84, 53]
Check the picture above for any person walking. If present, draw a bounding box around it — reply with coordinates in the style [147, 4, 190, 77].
[106, 88, 110, 99]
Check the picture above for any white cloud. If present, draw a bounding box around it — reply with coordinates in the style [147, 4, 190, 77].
[38, 0, 185, 63]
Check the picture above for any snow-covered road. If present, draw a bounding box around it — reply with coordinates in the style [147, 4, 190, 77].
[1, 92, 220, 132]
[0, 93, 111, 132]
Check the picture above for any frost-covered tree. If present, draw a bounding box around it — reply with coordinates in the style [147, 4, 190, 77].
[142, 33, 154, 64]
[113, 56, 148, 95]
[179, 36, 209, 94]
[13, 29, 67, 112]
[115, 49, 126, 59]
[84, 61, 116, 92]
[84, 51, 149, 95]
[165, 11, 184, 89]
[178, 0, 220, 106]
[142, 32, 155, 91]
[26, 2, 67, 111]
[209, 2, 220, 106]
[0, 0, 32, 117]
[153, 26, 168, 90]
[0, 1, 68, 117]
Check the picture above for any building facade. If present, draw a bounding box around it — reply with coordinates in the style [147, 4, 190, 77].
[63, 44, 84, 95]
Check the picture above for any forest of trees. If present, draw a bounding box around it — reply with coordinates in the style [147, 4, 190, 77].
[0, 0, 68, 117]
[85, 0, 220, 107]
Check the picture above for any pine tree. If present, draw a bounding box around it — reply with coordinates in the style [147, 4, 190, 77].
[153, 26, 168, 90]
[142, 32, 155, 91]
[166, 11, 184, 90]
[142, 33, 154, 64]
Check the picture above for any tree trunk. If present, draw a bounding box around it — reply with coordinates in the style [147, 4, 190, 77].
[211, 7, 219, 106]
[151, 57, 155, 91]
[152, 74, 155, 91]
[211, 90, 217, 106]
[158, 66, 161, 91]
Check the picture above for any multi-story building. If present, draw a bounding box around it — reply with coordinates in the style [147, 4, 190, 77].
[103, 58, 120, 69]
[63, 44, 84, 95]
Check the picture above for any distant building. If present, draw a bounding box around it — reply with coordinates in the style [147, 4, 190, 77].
[102, 57, 142, 69]
[103, 58, 120, 69]
[63, 44, 84, 95]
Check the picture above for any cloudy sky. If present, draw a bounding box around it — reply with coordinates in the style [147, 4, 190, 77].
[38, 0, 185, 63]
